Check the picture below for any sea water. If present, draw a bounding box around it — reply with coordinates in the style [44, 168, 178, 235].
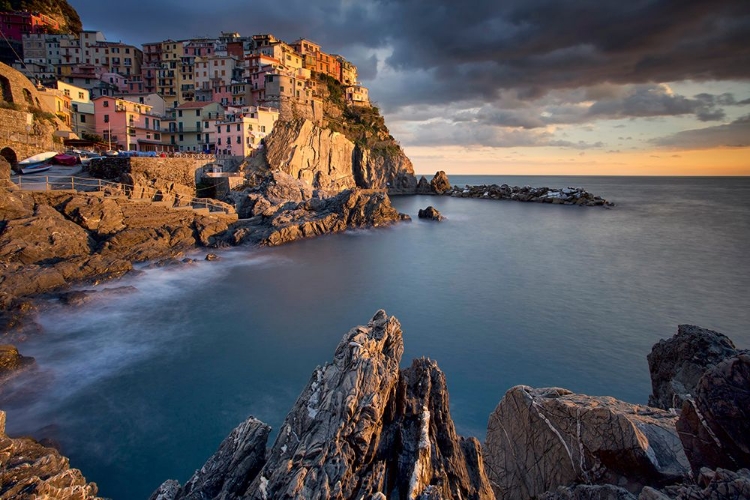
[1, 176, 749, 499]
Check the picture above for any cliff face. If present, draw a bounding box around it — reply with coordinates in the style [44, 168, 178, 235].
[262, 119, 357, 194]
[259, 119, 416, 195]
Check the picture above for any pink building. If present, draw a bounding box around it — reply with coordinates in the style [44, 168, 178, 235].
[93, 96, 165, 152]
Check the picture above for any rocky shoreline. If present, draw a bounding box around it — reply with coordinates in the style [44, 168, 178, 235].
[142, 314, 746, 500]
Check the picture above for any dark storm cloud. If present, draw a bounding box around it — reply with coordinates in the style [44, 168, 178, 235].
[651, 115, 750, 149]
[71, 0, 750, 99]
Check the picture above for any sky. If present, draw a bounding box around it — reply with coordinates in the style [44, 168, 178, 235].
[69, 0, 750, 175]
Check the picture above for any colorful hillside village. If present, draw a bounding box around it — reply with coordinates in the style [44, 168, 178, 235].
[0, 14, 370, 155]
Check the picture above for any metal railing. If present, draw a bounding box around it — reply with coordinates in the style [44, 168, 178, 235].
[3, 175, 235, 215]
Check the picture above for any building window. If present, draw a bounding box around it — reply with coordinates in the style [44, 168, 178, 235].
[80, 115, 86, 122]
[103, 100, 109, 107]
[197, 133, 201, 141]
[104, 114, 109, 123]
[236, 136, 241, 144]
[236, 124, 240, 132]
[196, 109, 200, 116]
[217, 138, 221, 145]
[178, 110, 182, 117]
[179, 134, 184, 141]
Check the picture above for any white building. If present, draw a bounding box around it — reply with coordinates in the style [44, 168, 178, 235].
[215, 106, 279, 157]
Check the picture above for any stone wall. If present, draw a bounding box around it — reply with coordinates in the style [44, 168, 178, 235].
[88, 157, 210, 188]
[0, 62, 70, 166]
[0, 108, 61, 166]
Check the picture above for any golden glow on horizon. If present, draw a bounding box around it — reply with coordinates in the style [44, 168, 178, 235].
[407, 146, 750, 176]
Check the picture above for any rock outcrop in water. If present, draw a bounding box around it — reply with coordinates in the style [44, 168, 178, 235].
[153, 310, 493, 500]
[418, 206, 445, 221]
[0, 344, 34, 380]
[220, 187, 409, 247]
[442, 182, 613, 207]
[0, 411, 100, 499]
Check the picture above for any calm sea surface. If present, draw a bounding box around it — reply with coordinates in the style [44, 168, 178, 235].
[2, 176, 749, 499]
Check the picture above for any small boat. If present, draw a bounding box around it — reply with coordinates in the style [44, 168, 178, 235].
[17, 151, 57, 175]
[21, 163, 52, 175]
[17, 151, 57, 167]
[50, 153, 80, 166]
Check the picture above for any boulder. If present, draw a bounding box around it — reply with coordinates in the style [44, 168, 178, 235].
[484, 386, 690, 499]
[676, 354, 750, 476]
[647, 325, 739, 410]
[0, 411, 100, 499]
[418, 206, 445, 221]
[430, 171, 451, 194]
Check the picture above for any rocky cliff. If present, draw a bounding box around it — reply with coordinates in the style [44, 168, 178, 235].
[255, 118, 416, 195]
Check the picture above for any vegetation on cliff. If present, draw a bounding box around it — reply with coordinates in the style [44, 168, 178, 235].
[0, 0, 82, 33]
[317, 72, 400, 155]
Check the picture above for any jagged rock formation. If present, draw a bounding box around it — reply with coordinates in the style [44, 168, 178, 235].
[0, 186, 231, 308]
[154, 310, 493, 500]
[430, 171, 451, 195]
[254, 119, 416, 195]
[0, 344, 34, 379]
[539, 484, 637, 499]
[484, 386, 690, 499]
[444, 184, 613, 206]
[220, 180, 410, 247]
[418, 206, 445, 221]
[676, 354, 750, 476]
[0, 411, 100, 499]
[647, 325, 740, 410]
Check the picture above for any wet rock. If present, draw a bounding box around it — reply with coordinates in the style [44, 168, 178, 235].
[641, 468, 750, 499]
[0, 411, 100, 499]
[430, 171, 451, 195]
[676, 354, 750, 476]
[0, 344, 34, 379]
[484, 386, 690, 499]
[205, 253, 220, 261]
[647, 325, 739, 410]
[418, 206, 445, 221]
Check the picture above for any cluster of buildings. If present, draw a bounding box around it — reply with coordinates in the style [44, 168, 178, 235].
[0, 13, 370, 154]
